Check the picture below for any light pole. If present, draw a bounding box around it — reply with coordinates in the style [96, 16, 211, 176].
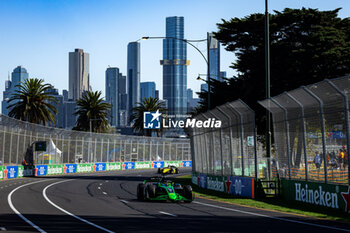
[141, 35, 211, 109]
[265, 0, 271, 179]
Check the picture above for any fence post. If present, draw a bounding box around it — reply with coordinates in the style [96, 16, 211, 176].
[2, 126, 6, 164]
[271, 98, 292, 179]
[326, 80, 350, 186]
[303, 86, 328, 184]
[217, 106, 234, 176]
[286, 93, 309, 181]
[211, 110, 225, 176]
[228, 103, 245, 176]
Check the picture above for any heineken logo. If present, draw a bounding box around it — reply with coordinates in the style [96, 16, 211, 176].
[207, 177, 224, 192]
[233, 179, 245, 195]
[155, 162, 162, 168]
[78, 165, 92, 172]
[68, 166, 74, 173]
[39, 166, 45, 175]
[127, 163, 133, 169]
[98, 164, 104, 171]
[341, 187, 350, 213]
[135, 163, 150, 169]
[295, 183, 339, 209]
[9, 168, 16, 178]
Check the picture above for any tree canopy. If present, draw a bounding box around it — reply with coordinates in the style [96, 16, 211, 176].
[197, 8, 350, 134]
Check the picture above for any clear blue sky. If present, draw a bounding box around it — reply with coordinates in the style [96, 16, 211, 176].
[1, 0, 349, 111]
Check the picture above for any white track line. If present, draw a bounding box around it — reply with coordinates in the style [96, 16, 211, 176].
[159, 211, 177, 217]
[42, 179, 115, 233]
[120, 200, 128, 204]
[8, 179, 49, 233]
[194, 201, 350, 232]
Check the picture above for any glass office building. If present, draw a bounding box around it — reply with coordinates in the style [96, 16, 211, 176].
[161, 16, 189, 117]
[106, 67, 119, 127]
[127, 42, 140, 122]
[140, 82, 156, 100]
[2, 66, 29, 115]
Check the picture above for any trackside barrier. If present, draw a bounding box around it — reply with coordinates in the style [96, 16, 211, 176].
[0, 161, 192, 179]
[281, 179, 350, 214]
[191, 171, 255, 199]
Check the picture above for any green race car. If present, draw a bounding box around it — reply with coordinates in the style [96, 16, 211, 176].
[157, 165, 179, 175]
[137, 177, 193, 202]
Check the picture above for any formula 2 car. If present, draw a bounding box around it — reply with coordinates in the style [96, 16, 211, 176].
[137, 177, 193, 202]
[157, 165, 179, 174]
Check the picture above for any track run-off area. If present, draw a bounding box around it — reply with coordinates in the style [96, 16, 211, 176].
[0, 168, 349, 233]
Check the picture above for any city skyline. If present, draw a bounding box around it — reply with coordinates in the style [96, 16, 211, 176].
[1, 1, 350, 113]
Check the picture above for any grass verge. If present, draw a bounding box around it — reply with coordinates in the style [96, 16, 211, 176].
[174, 175, 350, 223]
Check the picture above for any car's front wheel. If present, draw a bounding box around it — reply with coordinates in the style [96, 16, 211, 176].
[137, 183, 146, 201]
[183, 185, 193, 203]
[147, 184, 157, 198]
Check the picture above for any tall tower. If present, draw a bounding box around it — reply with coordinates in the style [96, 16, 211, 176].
[127, 42, 140, 122]
[105, 67, 119, 127]
[69, 49, 90, 100]
[161, 16, 189, 117]
[2, 66, 29, 115]
[208, 33, 221, 81]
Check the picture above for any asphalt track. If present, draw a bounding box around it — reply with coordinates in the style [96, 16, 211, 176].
[0, 168, 349, 233]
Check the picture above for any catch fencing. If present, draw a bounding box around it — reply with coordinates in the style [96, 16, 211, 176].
[259, 76, 350, 185]
[189, 99, 266, 179]
[0, 114, 191, 166]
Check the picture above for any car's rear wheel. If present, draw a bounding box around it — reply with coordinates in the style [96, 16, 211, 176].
[137, 183, 146, 200]
[183, 185, 193, 202]
[147, 184, 157, 198]
[157, 168, 161, 174]
[175, 168, 179, 174]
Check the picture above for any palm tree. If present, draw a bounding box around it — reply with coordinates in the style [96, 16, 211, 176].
[7, 78, 58, 125]
[130, 97, 167, 137]
[73, 91, 112, 133]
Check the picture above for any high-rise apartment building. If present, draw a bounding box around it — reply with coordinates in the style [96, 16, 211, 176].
[127, 42, 140, 122]
[69, 49, 90, 100]
[2, 66, 29, 115]
[140, 82, 156, 100]
[161, 16, 189, 117]
[106, 67, 119, 127]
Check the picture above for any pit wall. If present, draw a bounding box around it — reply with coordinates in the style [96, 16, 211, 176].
[281, 179, 350, 214]
[191, 171, 255, 199]
[0, 160, 192, 179]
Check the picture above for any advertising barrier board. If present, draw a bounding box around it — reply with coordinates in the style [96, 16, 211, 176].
[281, 179, 350, 213]
[165, 161, 181, 167]
[152, 161, 164, 168]
[6, 166, 18, 179]
[64, 164, 77, 174]
[77, 163, 93, 173]
[182, 161, 192, 167]
[226, 176, 255, 198]
[123, 162, 135, 170]
[135, 162, 152, 169]
[0, 166, 4, 180]
[35, 165, 47, 176]
[206, 175, 225, 192]
[94, 163, 106, 172]
[106, 162, 121, 171]
[47, 165, 64, 175]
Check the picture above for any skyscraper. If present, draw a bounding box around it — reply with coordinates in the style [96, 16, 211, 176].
[161, 16, 189, 117]
[2, 66, 29, 115]
[140, 82, 156, 100]
[127, 42, 140, 122]
[208, 33, 221, 82]
[119, 74, 127, 126]
[105, 67, 119, 127]
[69, 49, 90, 100]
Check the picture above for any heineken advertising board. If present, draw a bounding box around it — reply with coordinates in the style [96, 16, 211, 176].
[281, 179, 350, 213]
[152, 161, 164, 168]
[77, 163, 93, 173]
[47, 165, 64, 175]
[106, 162, 121, 171]
[135, 162, 152, 169]
[0, 166, 4, 180]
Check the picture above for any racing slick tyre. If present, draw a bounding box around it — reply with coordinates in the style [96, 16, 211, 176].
[183, 185, 193, 203]
[157, 168, 161, 174]
[175, 168, 179, 174]
[137, 183, 146, 201]
[147, 184, 157, 198]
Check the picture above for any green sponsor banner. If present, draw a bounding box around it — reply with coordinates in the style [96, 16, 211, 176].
[206, 174, 226, 192]
[18, 166, 24, 178]
[106, 162, 122, 171]
[281, 179, 350, 213]
[0, 166, 4, 180]
[164, 161, 181, 167]
[135, 162, 152, 169]
[47, 164, 64, 175]
[77, 163, 93, 173]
